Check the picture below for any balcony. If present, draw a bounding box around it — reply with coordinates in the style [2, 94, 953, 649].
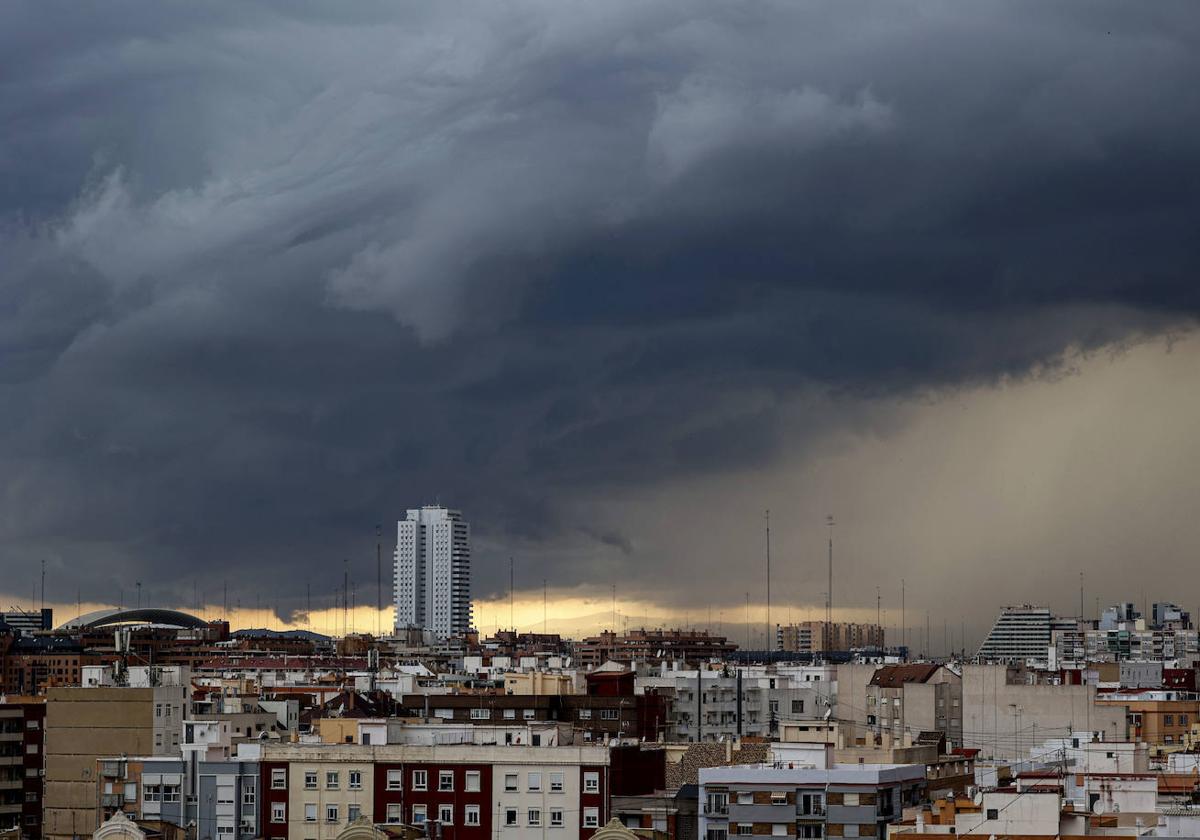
[101, 794, 124, 809]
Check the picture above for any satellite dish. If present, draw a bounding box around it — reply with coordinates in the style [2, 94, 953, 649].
[972, 789, 983, 806]
[823, 707, 832, 721]
[1093, 801, 1106, 815]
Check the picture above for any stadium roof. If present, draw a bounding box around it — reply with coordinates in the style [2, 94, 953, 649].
[57, 607, 209, 630]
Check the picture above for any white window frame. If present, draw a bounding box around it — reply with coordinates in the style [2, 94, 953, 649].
[439, 804, 453, 825]
[584, 807, 599, 828]
[550, 808, 564, 827]
[505, 808, 519, 827]
[465, 771, 481, 792]
[528, 772, 541, 792]
[413, 769, 427, 791]
[348, 770, 362, 790]
[304, 804, 317, 823]
[271, 804, 285, 824]
[528, 808, 541, 827]
[412, 804, 427, 824]
[505, 773, 518, 792]
[584, 772, 600, 793]
[386, 770, 402, 790]
[386, 804, 401, 824]
[550, 772, 564, 792]
[439, 770, 454, 792]
[271, 769, 286, 790]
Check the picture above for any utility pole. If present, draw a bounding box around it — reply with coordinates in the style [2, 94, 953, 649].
[765, 509, 771, 659]
[900, 578, 906, 657]
[136, 581, 142, 610]
[343, 559, 349, 638]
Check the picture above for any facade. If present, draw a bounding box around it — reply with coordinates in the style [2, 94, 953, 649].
[698, 756, 925, 840]
[43, 681, 188, 840]
[975, 606, 1054, 663]
[960, 665, 1125, 760]
[259, 743, 609, 840]
[1095, 694, 1200, 748]
[394, 506, 471, 638]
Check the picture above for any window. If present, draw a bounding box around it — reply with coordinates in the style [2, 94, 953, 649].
[25, 720, 38, 730]
[271, 769, 286, 790]
[470, 708, 490, 720]
[435, 709, 453, 719]
[465, 805, 480, 826]
[737, 827, 753, 836]
[737, 792, 753, 805]
[348, 771, 362, 790]
[1165, 714, 1175, 726]
[792, 700, 805, 714]
[25, 744, 37, 754]
[986, 809, 999, 820]
[578, 709, 592, 719]
[412, 805, 427, 825]
[584, 772, 600, 793]
[439, 770, 454, 791]
[524, 709, 536, 720]
[584, 807, 599, 828]
[163, 786, 180, 803]
[844, 793, 859, 807]
[413, 770, 427, 791]
[124, 783, 137, 802]
[503, 709, 516, 719]
[271, 804, 285, 824]
[799, 827, 824, 839]
[465, 771, 481, 792]
[346, 804, 360, 822]
[304, 805, 317, 823]
[600, 709, 619, 720]
[439, 804, 453, 825]
[326, 771, 339, 790]
[769, 700, 779, 714]
[528, 772, 542, 791]
[528, 809, 542, 826]
[771, 792, 788, 805]
[550, 772, 564, 792]
[386, 804, 401, 824]
[1183, 715, 1191, 727]
[505, 808, 519, 827]
[145, 786, 161, 803]
[304, 771, 318, 790]
[217, 787, 235, 806]
[505, 773, 519, 792]
[387, 770, 402, 790]
[550, 809, 564, 827]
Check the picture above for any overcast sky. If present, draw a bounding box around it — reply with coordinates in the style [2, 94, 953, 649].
[3, 1, 1200, 635]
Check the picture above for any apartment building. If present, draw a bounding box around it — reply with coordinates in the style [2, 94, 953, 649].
[961, 665, 1125, 760]
[865, 665, 962, 747]
[95, 752, 261, 840]
[778, 622, 885, 654]
[575, 630, 737, 667]
[258, 743, 609, 840]
[0, 701, 44, 840]
[646, 670, 826, 742]
[1095, 692, 1200, 748]
[976, 606, 1056, 663]
[394, 506, 472, 638]
[698, 751, 924, 840]
[43, 675, 189, 840]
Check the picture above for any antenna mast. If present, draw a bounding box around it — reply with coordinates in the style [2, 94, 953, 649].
[826, 515, 834, 627]
[765, 509, 771, 658]
[376, 525, 383, 637]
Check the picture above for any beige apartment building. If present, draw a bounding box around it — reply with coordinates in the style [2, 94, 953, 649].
[43, 684, 187, 840]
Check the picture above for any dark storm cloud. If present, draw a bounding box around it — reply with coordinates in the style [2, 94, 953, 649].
[2, 0, 1199, 611]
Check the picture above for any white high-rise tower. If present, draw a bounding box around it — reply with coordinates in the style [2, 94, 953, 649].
[393, 506, 472, 637]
